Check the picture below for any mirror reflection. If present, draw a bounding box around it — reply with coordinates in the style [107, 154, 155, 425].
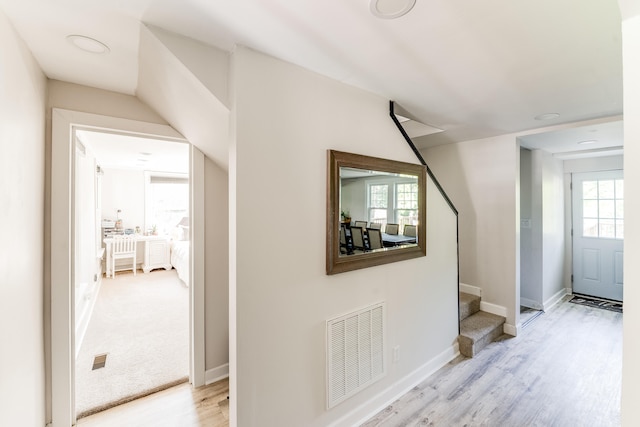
[339, 167, 419, 257]
[326, 150, 426, 275]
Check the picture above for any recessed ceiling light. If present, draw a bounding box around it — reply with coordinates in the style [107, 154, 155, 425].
[577, 140, 598, 145]
[534, 113, 560, 121]
[139, 152, 152, 156]
[370, 0, 416, 19]
[66, 35, 110, 54]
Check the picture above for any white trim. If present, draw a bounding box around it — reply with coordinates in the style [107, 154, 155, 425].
[543, 287, 570, 311]
[190, 146, 206, 387]
[50, 109, 205, 426]
[459, 282, 481, 296]
[205, 363, 230, 385]
[75, 277, 103, 359]
[479, 301, 507, 318]
[51, 109, 74, 427]
[503, 323, 518, 337]
[520, 297, 543, 310]
[329, 344, 459, 427]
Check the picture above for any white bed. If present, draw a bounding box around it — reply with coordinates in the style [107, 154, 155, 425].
[171, 239, 190, 286]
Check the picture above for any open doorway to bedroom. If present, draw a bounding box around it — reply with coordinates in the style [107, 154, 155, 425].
[73, 129, 190, 419]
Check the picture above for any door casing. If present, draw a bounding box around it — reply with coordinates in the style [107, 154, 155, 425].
[51, 108, 206, 426]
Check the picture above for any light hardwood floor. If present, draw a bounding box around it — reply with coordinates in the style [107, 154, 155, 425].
[77, 378, 229, 427]
[363, 296, 622, 426]
[77, 297, 621, 427]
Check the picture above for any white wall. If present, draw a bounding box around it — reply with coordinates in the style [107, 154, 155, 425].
[0, 10, 47, 426]
[535, 150, 565, 306]
[101, 168, 146, 231]
[519, 148, 541, 307]
[422, 136, 519, 326]
[45, 81, 229, 420]
[231, 46, 459, 427]
[75, 145, 98, 287]
[341, 178, 367, 222]
[204, 157, 229, 372]
[137, 24, 231, 170]
[519, 148, 566, 311]
[621, 10, 640, 426]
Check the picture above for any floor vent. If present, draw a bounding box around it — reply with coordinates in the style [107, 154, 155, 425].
[92, 353, 107, 370]
[327, 302, 385, 409]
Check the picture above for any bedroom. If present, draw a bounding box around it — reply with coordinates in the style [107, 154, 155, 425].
[73, 128, 190, 418]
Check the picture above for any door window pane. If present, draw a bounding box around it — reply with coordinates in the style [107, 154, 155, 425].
[583, 200, 598, 218]
[616, 220, 624, 239]
[583, 181, 598, 199]
[616, 180, 624, 198]
[616, 200, 624, 219]
[599, 200, 615, 219]
[583, 219, 598, 237]
[581, 177, 623, 240]
[599, 180, 615, 199]
[599, 219, 616, 238]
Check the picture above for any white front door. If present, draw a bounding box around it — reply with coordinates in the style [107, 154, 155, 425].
[572, 170, 624, 301]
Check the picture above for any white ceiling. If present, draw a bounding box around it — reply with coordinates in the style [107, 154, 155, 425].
[76, 130, 189, 174]
[519, 118, 624, 159]
[0, 0, 624, 155]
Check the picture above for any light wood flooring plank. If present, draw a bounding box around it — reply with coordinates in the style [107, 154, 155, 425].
[362, 297, 622, 426]
[77, 378, 229, 427]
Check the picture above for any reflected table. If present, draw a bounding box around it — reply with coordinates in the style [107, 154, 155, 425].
[382, 233, 417, 247]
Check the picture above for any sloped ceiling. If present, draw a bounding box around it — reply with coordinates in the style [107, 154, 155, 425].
[0, 0, 624, 152]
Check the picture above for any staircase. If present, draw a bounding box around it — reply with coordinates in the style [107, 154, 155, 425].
[458, 292, 505, 357]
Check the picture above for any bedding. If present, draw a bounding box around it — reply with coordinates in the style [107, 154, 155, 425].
[171, 240, 190, 286]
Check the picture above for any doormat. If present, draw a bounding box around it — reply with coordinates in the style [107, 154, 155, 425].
[569, 295, 623, 313]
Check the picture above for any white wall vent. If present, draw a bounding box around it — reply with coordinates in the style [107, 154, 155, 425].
[327, 302, 385, 409]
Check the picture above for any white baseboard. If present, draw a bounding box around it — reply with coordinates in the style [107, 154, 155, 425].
[480, 301, 507, 318]
[503, 323, 517, 337]
[543, 288, 570, 311]
[520, 297, 543, 310]
[329, 344, 459, 427]
[459, 282, 481, 296]
[205, 363, 229, 385]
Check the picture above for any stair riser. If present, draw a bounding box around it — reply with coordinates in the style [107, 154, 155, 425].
[459, 299, 480, 321]
[459, 293, 481, 321]
[459, 324, 503, 358]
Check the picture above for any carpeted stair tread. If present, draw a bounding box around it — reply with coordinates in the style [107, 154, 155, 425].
[459, 292, 481, 321]
[459, 311, 505, 358]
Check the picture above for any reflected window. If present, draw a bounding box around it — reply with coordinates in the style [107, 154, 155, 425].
[395, 182, 418, 230]
[369, 184, 388, 225]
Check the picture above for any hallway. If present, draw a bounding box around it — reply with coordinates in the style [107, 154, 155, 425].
[363, 296, 622, 426]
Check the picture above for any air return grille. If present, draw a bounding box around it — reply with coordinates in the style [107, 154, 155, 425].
[327, 302, 385, 409]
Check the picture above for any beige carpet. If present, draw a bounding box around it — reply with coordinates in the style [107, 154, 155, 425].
[75, 269, 189, 418]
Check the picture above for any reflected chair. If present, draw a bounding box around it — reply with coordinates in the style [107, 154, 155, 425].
[350, 226, 367, 252]
[403, 224, 417, 237]
[385, 223, 399, 235]
[111, 235, 137, 277]
[367, 228, 383, 250]
[340, 225, 353, 255]
[354, 220, 368, 228]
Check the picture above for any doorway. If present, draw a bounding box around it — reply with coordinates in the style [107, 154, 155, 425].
[572, 170, 624, 301]
[51, 108, 206, 426]
[73, 130, 191, 417]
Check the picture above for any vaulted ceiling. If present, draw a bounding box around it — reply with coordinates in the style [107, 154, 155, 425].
[0, 0, 624, 152]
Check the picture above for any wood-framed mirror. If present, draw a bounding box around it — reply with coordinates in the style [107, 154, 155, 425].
[327, 150, 427, 275]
